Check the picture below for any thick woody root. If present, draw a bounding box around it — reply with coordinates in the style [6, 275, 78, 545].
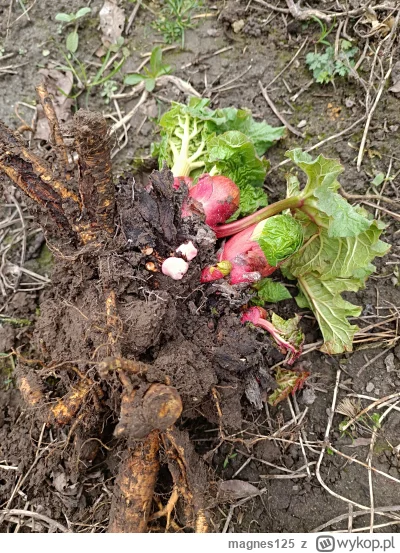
[50, 376, 95, 426]
[0, 84, 116, 251]
[163, 429, 209, 533]
[108, 383, 183, 533]
[98, 356, 149, 377]
[36, 83, 70, 175]
[115, 382, 183, 440]
[72, 111, 115, 236]
[108, 430, 160, 533]
[0, 121, 79, 240]
[18, 370, 45, 407]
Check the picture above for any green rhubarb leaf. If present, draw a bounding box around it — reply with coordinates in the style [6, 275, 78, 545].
[252, 278, 292, 305]
[214, 106, 286, 156]
[206, 130, 269, 189]
[283, 222, 390, 353]
[295, 273, 362, 354]
[228, 183, 268, 221]
[286, 149, 371, 237]
[252, 214, 304, 267]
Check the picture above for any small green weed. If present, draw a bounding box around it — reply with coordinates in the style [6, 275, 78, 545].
[55, 38, 129, 105]
[223, 452, 237, 469]
[152, 0, 202, 48]
[306, 39, 358, 84]
[124, 46, 171, 91]
[55, 6, 92, 54]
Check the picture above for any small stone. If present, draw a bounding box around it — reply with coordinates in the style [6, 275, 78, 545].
[292, 485, 300, 491]
[345, 97, 355, 108]
[145, 262, 157, 272]
[42, 49, 50, 57]
[297, 119, 307, 128]
[207, 28, 220, 37]
[232, 19, 245, 33]
[366, 382, 375, 393]
[385, 352, 396, 372]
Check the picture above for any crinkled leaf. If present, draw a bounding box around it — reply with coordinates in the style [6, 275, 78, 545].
[270, 312, 304, 356]
[155, 98, 282, 182]
[253, 214, 304, 267]
[287, 149, 372, 237]
[252, 278, 292, 305]
[283, 222, 390, 354]
[228, 183, 268, 221]
[206, 130, 269, 189]
[214, 106, 286, 156]
[268, 368, 309, 407]
[295, 273, 362, 354]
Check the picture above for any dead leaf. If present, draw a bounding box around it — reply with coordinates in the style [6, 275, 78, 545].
[36, 69, 73, 141]
[363, 9, 392, 36]
[99, 0, 125, 47]
[218, 480, 260, 502]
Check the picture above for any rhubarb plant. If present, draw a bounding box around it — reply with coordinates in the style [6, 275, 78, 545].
[214, 149, 390, 354]
[153, 98, 285, 217]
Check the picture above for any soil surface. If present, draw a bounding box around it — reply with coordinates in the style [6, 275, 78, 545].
[1, 0, 400, 534]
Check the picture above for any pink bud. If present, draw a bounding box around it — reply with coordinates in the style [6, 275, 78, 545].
[183, 174, 240, 227]
[201, 224, 276, 285]
[176, 241, 198, 261]
[162, 257, 189, 280]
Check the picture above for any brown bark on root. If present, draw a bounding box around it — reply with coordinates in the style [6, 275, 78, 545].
[108, 430, 160, 533]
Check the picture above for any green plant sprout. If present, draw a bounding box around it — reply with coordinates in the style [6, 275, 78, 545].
[223, 452, 237, 469]
[55, 6, 92, 53]
[55, 38, 129, 106]
[152, 0, 202, 48]
[311, 15, 336, 46]
[306, 39, 358, 84]
[124, 46, 171, 92]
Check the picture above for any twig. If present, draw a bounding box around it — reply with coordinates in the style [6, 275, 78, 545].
[222, 487, 268, 533]
[328, 446, 400, 485]
[348, 504, 353, 534]
[252, 0, 289, 13]
[268, 116, 366, 173]
[10, 0, 37, 27]
[312, 505, 400, 533]
[112, 74, 201, 100]
[125, 0, 143, 34]
[110, 90, 148, 134]
[258, 81, 305, 138]
[265, 37, 308, 89]
[340, 391, 400, 432]
[181, 46, 233, 70]
[286, 0, 334, 22]
[0, 509, 70, 533]
[357, 57, 393, 170]
[287, 397, 311, 477]
[359, 201, 400, 222]
[340, 189, 399, 207]
[211, 66, 252, 93]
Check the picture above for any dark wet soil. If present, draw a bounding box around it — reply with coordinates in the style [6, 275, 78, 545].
[1, 0, 400, 534]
